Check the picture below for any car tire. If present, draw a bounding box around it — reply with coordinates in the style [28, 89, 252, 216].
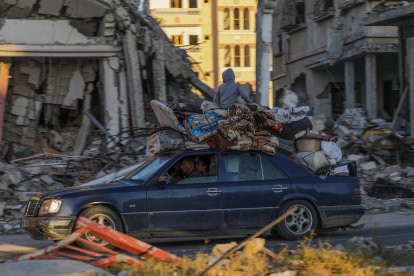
[275, 200, 317, 240]
[75, 205, 123, 250]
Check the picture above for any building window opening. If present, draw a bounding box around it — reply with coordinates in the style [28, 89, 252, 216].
[234, 45, 240, 67]
[224, 45, 231, 67]
[244, 45, 250, 67]
[314, 0, 334, 16]
[189, 0, 197, 8]
[171, 35, 183, 45]
[243, 8, 250, 30]
[170, 0, 182, 8]
[224, 8, 230, 30]
[189, 35, 198, 45]
[295, 2, 305, 24]
[234, 8, 240, 30]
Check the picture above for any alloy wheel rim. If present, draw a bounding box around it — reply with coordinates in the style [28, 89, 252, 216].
[85, 214, 116, 245]
[285, 205, 313, 235]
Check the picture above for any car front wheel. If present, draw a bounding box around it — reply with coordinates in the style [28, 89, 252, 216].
[75, 205, 123, 250]
[275, 200, 317, 240]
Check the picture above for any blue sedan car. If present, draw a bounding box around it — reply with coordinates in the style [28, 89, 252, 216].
[21, 150, 364, 248]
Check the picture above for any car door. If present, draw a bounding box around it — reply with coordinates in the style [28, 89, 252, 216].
[220, 152, 291, 230]
[146, 153, 225, 238]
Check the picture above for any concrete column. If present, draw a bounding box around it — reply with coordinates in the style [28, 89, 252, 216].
[0, 62, 11, 143]
[407, 38, 414, 137]
[73, 91, 92, 156]
[256, 1, 275, 106]
[118, 66, 130, 134]
[100, 57, 121, 137]
[344, 61, 355, 108]
[153, 39, 167, 103]
[123, 30, 145, 127]
[365, 54, 378, 118]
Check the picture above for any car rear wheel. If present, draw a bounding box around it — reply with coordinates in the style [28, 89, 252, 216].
[75, 206, 123, 250]
[275, 200, 317, 240]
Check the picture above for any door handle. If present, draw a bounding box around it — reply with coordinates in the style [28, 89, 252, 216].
[206, 187, 222, 196]
[272, 185, 288, 193]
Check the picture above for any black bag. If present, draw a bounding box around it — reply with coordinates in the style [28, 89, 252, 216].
[279, 117, 313, 140]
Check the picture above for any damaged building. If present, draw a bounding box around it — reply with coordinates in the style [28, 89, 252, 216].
[271, 0, 407, 130]
[0, 0, 214, 158]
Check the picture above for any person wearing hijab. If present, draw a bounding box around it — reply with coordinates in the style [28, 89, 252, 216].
[213, 68, 253, 109]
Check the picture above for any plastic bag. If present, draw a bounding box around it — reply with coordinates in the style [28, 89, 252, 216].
[146, 129, 185, 156]
[321, 141, 342, 165]
[270, 106, 310, 124]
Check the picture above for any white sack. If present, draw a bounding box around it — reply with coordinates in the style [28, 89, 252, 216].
[321, 141, 342, 165]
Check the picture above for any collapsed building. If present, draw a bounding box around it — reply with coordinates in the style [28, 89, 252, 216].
[271, 0, 414, 136]
[0, 0, 214, 158]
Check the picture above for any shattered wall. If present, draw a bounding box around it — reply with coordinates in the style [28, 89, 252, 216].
[4, 58, 99, 153]
[271, 0, 399, 119]
[0, 0, 211, 158]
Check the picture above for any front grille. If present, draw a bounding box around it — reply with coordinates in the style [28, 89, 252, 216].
[25, 193, 42, 216]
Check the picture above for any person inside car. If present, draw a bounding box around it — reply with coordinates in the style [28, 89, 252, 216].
[195, 157, 210, 176]
[180, 157, 202, 178]
[158, 164, 182, 184]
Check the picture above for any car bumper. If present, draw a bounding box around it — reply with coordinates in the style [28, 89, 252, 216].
[21, 216, 76, 240]
[319, 205, 364, 228]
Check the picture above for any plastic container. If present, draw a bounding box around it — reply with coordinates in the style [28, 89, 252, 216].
[295, 129, 321, 151]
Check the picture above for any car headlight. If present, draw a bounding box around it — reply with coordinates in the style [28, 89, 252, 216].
[39, 199, 62, 216]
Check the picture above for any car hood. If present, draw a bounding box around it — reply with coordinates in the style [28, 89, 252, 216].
[40, 180, 141, 198]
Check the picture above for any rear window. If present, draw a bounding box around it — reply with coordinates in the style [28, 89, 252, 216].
[261, 155, 287, 180]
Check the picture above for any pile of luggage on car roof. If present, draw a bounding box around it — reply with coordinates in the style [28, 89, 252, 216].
[146, 98, 344, 175]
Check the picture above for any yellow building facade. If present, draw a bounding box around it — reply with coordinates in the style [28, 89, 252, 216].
[149, 0, 258, 94]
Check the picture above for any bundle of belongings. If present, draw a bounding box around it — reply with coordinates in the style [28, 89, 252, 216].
[293, 130, 342, 173]
[147, 99, 344, 174]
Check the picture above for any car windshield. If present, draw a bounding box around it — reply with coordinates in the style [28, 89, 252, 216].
[125, 154, 172, 181]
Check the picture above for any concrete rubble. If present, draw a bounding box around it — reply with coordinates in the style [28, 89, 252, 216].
[0, 0, 214, 159]
[0, 0, 220, 233]
[326, 106, 414, 212]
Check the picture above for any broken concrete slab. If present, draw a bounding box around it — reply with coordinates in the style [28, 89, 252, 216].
[10, 97, 29, 117]
[63, 70, 85, 108]
[39, 175, 54, 185]
[336, 125, 352, 137]
[403, 167, 414, 178]
[64, 0, 109, 18]
[347, 154, 364, 166]
[0, 20, 90, 45]
[361, 161, 377, 171]
[5, 0, 35, 18]
[38, 0, 63, 16]
[2, 170, 26, 185]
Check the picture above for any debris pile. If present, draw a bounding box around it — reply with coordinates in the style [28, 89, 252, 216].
[330, 107, 414, 210]
[147, 99, 347, 177]
[0, 146, 149, 234]
[0, 0, 212, 161]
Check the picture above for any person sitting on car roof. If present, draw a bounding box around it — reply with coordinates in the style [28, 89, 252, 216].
[213, 68, 253, 109]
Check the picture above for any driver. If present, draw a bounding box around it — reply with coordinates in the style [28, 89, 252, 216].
[180, 157, 202, 178]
